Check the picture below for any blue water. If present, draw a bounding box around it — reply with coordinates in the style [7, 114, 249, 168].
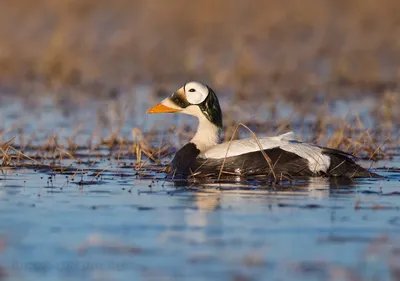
[0, 94, 399, 281]
[0, 166, 399, 281]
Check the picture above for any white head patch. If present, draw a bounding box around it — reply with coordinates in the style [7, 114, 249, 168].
[184, 81, 209, 104]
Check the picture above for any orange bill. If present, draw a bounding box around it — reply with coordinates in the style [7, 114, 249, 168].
[146, 103, 181, 114]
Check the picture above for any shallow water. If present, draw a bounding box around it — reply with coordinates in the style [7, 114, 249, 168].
[0, 94, 399, 281]
[1, 167, 399, 281]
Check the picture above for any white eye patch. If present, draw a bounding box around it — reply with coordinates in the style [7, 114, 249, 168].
[185, 81, 208, 104]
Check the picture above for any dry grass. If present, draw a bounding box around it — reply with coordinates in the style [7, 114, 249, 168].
[0, 1, 398, 173]
[0, 0, 400, 99]
[0, 100, 397, 176]
[0, 82, 398, 167]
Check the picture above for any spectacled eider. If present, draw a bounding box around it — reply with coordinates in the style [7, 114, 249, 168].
[147, 81, 380, 179]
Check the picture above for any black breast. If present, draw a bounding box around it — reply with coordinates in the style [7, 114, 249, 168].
[171, 143, 200, 176]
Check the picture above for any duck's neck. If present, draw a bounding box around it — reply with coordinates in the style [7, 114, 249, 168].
[190, 116, 220, 152]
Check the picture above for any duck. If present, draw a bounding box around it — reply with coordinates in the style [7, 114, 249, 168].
[147, 81, 380, 179]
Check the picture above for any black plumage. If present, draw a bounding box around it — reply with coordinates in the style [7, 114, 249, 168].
[172, 144, 312, 178]
[170, 143, 381, 179]
[321, 147, 380, 178]
[170, 143, 200, 176]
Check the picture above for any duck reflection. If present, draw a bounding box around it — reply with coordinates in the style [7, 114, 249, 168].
[159, 176, 358, 244]
[172, 175, 357, 195]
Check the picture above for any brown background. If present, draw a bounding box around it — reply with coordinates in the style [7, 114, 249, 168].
[0, 0, 399, 97]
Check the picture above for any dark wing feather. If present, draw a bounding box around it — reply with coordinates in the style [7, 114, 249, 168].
[321, 147, 381, 178]
[172, 146, 312, 178]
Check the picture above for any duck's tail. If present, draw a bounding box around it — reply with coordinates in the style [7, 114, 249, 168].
[321, 147, 382, 178]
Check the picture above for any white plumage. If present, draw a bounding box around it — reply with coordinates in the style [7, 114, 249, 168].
[184, 82, 209, 104]
[200, 132, 331, 173]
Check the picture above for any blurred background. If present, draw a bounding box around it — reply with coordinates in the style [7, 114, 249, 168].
[1, 0, 400, 100]
[0, 0, 399, 152]
[0, 3, 400, 281]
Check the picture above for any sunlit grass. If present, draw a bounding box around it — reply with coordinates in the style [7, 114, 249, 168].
[0, 93, 397, 173]
[0, 0, 399, 179]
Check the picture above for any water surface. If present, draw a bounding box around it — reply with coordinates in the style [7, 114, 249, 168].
[0, 94, 399, 281]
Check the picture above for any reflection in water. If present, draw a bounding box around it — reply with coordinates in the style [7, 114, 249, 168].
[0, 165, 397, 281]
[184, 192, 222, 243]
[173, 176, 357, 196]
[168, 176, 360, 244]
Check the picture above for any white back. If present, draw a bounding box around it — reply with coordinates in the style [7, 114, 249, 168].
[200, 132, 331, 173]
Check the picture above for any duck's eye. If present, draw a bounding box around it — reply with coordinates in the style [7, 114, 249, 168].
[188, 88, 196, 92]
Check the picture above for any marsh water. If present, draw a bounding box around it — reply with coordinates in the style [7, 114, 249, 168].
[0, 91, 399, 281]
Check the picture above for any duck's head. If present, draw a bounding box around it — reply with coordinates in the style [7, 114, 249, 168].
[147, 81, 223, 129]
